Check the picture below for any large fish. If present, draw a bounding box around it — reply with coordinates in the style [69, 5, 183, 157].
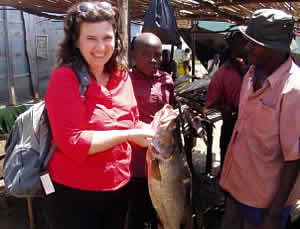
[146, 104, 193, 229]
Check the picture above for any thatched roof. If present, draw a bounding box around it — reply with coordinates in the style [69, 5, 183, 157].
[0, 0, 300, 28]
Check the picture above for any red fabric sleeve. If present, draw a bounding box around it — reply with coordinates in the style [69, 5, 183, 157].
[45, 66, 93, 165]
[205, 69, 224, 108]
[167, 75, 175, 106]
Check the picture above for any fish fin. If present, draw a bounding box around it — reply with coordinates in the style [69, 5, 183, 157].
[151, 158, 162, 181]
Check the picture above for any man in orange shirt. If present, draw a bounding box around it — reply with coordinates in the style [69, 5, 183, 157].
[220, 9, 300, 229]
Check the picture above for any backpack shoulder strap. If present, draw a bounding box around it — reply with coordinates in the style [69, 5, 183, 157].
[43, 142, 56, 168]
[66, 56, 91, 97]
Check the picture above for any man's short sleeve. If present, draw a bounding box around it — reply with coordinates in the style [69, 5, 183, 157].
[205, 68, 224, 108]
[280, 89, 300, 161]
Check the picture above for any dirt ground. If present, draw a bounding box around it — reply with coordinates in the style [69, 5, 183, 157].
[194, 120, 222, 175]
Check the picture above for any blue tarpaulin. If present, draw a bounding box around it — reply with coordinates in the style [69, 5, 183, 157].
[142, 0, 180, 45]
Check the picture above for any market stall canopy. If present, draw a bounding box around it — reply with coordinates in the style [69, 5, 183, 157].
[179, 23, 227, 64]
[180, 24, 226, 52]
[0, 0, 300, 29]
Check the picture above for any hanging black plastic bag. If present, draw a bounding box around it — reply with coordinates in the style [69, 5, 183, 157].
[142, 0, 180, 45]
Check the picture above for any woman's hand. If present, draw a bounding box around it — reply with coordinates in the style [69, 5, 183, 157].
[127, 128, 155, 148]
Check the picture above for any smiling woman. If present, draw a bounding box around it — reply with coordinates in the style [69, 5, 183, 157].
[43, 1, 155, 229]
[76, 21, 115, 84]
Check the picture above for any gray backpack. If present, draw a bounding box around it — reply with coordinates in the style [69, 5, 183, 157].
[3, 59, 90, 197]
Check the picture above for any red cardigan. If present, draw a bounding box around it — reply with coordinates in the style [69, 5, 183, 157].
[45, 66, 139, 191]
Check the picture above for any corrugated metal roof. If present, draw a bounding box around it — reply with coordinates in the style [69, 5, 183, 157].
[0, 0, 299, 29]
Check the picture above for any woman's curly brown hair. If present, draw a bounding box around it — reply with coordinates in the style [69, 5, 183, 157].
[56, 1, 127, 73]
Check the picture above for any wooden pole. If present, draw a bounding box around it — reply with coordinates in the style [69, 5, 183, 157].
[27, 197, 35, 229]
[191, 21, 196, 77]
[117, 0, 129, 61]
[128, 4, 132, 67]
[170, 45, 174, 62]
[128, 2, 131, 51]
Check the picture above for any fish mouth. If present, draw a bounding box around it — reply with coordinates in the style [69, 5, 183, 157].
[159, 111, 178, 124]
[150, 104, 178, 160]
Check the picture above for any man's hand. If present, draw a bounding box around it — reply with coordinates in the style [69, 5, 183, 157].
[259, 160, 300, 229]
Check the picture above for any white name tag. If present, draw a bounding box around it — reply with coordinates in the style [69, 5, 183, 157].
[40, 172, 55, 195]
